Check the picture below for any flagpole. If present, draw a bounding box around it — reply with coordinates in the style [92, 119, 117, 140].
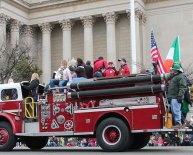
[178, 36, 181, 62]
[130, 0, 137, 73]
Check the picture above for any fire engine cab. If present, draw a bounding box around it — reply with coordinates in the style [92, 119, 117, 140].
[0, 74, 192, 151]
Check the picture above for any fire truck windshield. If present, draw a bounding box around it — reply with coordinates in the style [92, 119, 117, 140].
[1, 88, 18, 101]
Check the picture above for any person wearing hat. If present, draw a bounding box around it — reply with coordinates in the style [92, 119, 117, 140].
[103, 61, 118, 77]
[167, 63, 187, 129]
[117, 58, 130, 76]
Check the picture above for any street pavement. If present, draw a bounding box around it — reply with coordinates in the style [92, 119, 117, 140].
[1, 146, 193, 155]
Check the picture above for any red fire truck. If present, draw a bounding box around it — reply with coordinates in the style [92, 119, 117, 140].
[0, 74, 192, 151]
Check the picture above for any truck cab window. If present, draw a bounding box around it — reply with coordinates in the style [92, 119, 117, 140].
[1, 89, 18, 101]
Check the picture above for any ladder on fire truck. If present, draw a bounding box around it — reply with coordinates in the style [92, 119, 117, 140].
[24, 97, 38, 119]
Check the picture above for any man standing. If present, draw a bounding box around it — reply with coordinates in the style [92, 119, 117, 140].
[118, 58, 130, 76]
[167, 63, 187, 128]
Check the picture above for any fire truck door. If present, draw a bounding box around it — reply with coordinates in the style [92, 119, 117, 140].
[0, 88, 22, 111]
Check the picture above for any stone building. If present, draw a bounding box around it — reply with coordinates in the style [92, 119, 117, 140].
[0, 0, 192, 83]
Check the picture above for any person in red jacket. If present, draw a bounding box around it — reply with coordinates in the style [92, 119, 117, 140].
[118, 58, 130, 76]
[103, 62, 118, 77]
[93, 56, 108, 77]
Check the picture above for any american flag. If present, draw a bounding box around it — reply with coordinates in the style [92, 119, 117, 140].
[151, 31, 166, 74]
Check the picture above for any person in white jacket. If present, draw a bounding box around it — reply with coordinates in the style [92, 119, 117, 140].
[50, 59, 72, 92]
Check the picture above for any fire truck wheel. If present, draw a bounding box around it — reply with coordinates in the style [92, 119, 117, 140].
[0, 121, 16, 151]
[25, 137, 48, 150]
[96, 117, 132, 152]
[129, 133, 150, 150]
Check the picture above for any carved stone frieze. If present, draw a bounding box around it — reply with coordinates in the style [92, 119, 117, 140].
[103, 12, 118, 24]
[142, 14, 147, 24]
[144, 0, 167, 3]
[39, 23, 52, 32]
[21, 25, 34, 36]
[17, 0, 100, 10]
[0, 13, 9, 24]
[60, 19, 73, 31]
[81, 16, 95, 28]
[135, 8, 143, 20]
[10, 19, 21, 30]
[126, 8, 147, 24]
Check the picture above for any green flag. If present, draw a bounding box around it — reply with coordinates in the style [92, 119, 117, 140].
[164, 36, 181, 72]
[173, 36, 180, 62]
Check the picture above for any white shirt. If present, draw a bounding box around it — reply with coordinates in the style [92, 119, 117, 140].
[55, 67, 64, 80]
[63, 68, 72, 82]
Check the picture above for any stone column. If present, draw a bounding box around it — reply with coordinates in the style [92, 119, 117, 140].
[135, 9, 142, 70]
[21, 25, 34, 58]
[22, 25, 33, 46]
[60, 19, 73, 62]
[39, 23, 52, 84]
[103, 12, 117, 65]
[0, 14, 8, 48]
[81, 16, 95, 63]
[10, 19, 21, 48]
[127, 9, 143, 72]
[23, 25, 38, 63]
[141, 14, 147, 66]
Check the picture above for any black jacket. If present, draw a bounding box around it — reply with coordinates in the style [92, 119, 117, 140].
[85, 65, 93, 79]
[22, 79, 39, 97]
[184, 75, 192, 105]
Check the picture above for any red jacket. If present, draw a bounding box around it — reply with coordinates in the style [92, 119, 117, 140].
[93, 59, 108, 73]
[103, 67, 117, 77]
[118, 64, 130, 76]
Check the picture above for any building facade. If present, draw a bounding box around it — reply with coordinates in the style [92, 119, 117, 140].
[0, 0, 192, 83]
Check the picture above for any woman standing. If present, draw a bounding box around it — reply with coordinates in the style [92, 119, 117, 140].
[22, 73, 39, 102]
[22, 73, 40, 121]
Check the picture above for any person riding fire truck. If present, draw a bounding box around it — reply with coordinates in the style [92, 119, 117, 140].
[0, 73, 192, 151]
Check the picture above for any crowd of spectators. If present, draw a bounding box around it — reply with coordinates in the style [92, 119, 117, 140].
[46, 137, 97, 147]
[16, 132, 193, 148]
[148, 132, 193, 146]
[45, 132, 193, 147]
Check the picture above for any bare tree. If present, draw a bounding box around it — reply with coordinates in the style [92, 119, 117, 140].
[0, 43, 32, 83]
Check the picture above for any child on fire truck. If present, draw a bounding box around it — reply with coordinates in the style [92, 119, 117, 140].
[103, 61, 118, 77]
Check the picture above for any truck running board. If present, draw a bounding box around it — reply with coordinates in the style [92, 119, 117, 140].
[131, 128, 192, 133]
[16, 131, 73, 137]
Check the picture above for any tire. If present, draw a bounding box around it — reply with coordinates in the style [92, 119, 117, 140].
[129, 133, 150, 150]
[96, 117, 132, 152]
[25, 136, 48, 150]
[0, 121, 16, 151]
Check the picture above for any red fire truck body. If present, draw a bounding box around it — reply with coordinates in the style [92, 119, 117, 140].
[0, 74, 191, 151]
